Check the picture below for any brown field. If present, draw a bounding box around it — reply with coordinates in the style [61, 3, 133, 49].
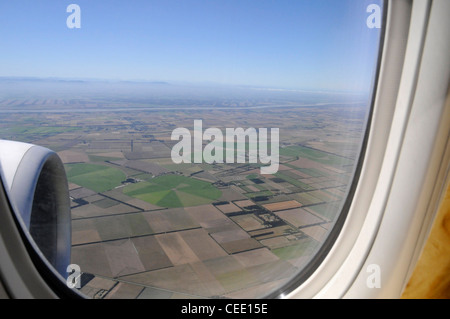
[185, 204, 227, 224]
[215, 202, 242, 214]
[259, 236, 291, 249]
[188, 261, 227, 296]
[233, 199, 256, 208]
[103, 239, 146, 277]
[275, 208, 324, 228]
[58, 150, 89, 163]
[211, 228, 249, 244]
[90, 214, 153, 241]
[71, 243, 114, 277]
[219, 238, 263, 254]
[143, 208, 199, 234]
[71, 203, 139, 219]
[300, 225, 328, 242]
[120, 263, 215, 297]
[71, 219, 101, 245]
[131, 235, 173, 271]
[231, 214, 265, 232]
[263, 200, 302, 212]
[68, 182, 81, 191]
[180, 229, 228, 261]
[234, 248, 279, 268]
[203, 255, 242, 277]
[155, 232, 200, 266]
[194, 215, 234, 234]
[72, 204, 107, 219]
[218, 187, 248, 201]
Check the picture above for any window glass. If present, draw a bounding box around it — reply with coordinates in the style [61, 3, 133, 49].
[0, 0, 384, 298]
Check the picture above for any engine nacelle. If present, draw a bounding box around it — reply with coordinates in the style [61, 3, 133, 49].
[0, 140, 71, 278]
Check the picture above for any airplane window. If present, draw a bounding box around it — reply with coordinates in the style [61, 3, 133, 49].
[0, 0, 384, 298]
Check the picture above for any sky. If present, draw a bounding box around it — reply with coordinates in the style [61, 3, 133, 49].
[0, 0, 383, 93]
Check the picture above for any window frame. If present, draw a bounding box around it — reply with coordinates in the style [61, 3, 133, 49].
[287, 0, 450, 299]
[266, 0, 389, 299]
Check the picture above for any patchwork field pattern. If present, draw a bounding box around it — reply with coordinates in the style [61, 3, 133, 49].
[1, 101, 365, 298]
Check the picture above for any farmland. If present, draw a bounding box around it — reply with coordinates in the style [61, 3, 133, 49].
[66, 163, 126, 193]
[0, 82, 368, 299]
[123, 175, 222, 208]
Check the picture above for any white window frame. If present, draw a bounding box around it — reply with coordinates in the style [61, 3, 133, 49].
[288, 0, 450, 299]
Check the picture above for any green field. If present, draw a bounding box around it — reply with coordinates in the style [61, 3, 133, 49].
[123, 174, 222, 208]
[65, 163, 126, 193]
[280, 145, 352, 167]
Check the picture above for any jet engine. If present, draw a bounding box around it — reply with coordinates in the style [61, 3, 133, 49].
[0, 140, 71, 277]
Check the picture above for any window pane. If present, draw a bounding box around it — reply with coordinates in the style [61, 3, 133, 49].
[0, 0, 384, 298]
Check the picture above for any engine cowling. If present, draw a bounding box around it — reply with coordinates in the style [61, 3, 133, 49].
[0, 140, 71, 278]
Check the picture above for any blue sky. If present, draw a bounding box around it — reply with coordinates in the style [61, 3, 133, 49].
[0, 0, 383, 93]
